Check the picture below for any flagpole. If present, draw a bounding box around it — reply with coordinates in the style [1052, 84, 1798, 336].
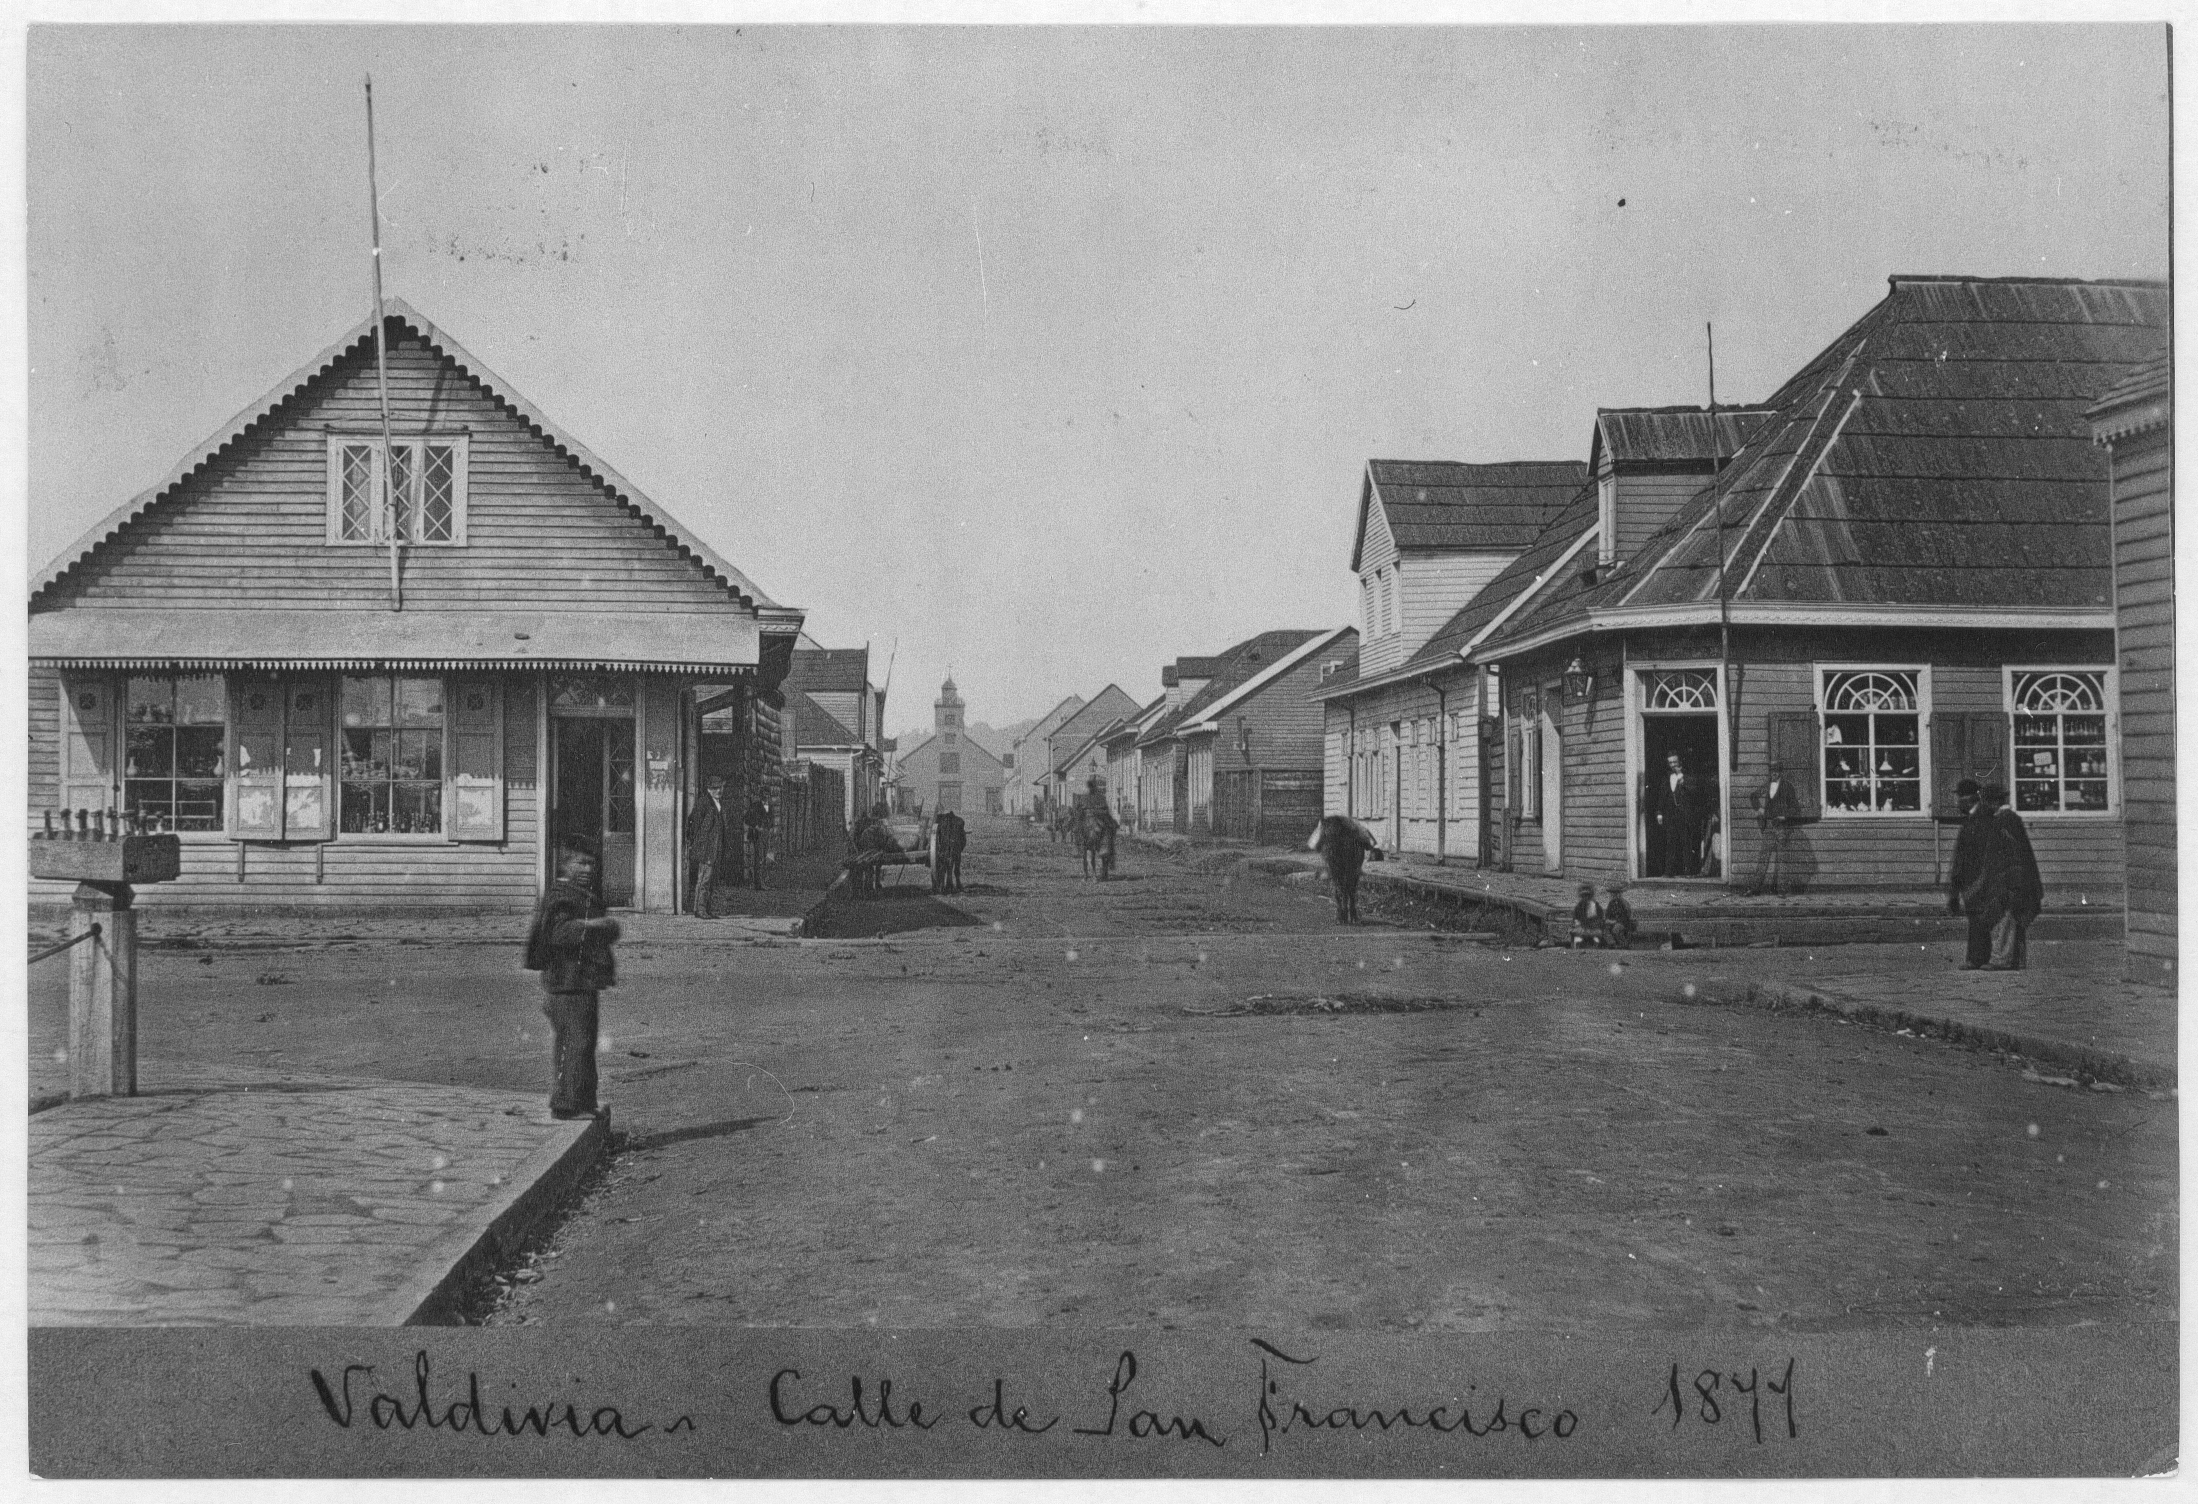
[366, 76, 402, 611]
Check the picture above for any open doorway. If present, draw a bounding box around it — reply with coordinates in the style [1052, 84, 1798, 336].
[1639, 713, 1721, 879]
[553, 716, 638, 905]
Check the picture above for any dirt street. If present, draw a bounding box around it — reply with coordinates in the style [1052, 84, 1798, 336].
[29, 815, 2176, 1335]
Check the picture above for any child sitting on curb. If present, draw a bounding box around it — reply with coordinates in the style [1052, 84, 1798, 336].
[1569, 883, 1608, 948]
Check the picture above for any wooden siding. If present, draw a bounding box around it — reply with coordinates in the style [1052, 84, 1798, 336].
[31, 671, 556, 911]
[28, 663, 61, 816]
[2111, 427, 2175, 974]
[1613, 470, 1712, 565]
[1392, 552, 1518, 664]
[41, 334, 742, 618]
[1557, 649, 1628, 880]
[804, 690, 866, 742]
[1186, 739, 1215, 834]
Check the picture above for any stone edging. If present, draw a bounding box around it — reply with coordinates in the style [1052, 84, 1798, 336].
[395, 1114, 611, 1326]
[1693, 978, 2175, 1092]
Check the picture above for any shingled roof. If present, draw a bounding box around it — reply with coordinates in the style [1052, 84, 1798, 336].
[785, 648, 871, 695]
[1139, 629, 1329, 745]
[2087, 351, 2171, 443]
[1592, 407, 1778, 468]
[1475, 275, 2167, 656]
[790, 690, 863, 748]
[1351, 459, 1588, 571]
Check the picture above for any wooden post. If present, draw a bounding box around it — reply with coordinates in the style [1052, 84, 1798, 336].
[67, 881, 136, 1098]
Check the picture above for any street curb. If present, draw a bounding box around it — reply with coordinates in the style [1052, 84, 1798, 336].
[1694, 978, 2176, 1092]
[395, 1113, 611, 1326]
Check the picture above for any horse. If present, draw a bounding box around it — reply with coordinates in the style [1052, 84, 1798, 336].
[1073, 803, 1116, 882]
[845, 816, 903, 898]
[1048, 801, 1076, 845]
[1310, 814, 1383, 923]
[931, 810, 967, 894]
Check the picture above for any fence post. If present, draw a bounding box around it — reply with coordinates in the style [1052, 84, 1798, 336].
[67, 881, 137, 1098]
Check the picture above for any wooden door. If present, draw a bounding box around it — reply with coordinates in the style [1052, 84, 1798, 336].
[553, 717, 638, 905]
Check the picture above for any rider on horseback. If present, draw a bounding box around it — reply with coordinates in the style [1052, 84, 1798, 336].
[1078, 775, 1118, 866]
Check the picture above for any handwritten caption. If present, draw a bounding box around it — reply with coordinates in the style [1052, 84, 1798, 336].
[309, 1344, 1799, 1455]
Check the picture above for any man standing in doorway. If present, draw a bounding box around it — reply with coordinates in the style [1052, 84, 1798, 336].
[1644, 751, 1704, 877]
[1983, 782, 2044, 971]
[1745, 761, 1801, 896]
[684, 775, 733, 919]
[742, 790, 772, 890]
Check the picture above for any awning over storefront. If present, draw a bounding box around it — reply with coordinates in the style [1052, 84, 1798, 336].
[29, 608, 762, 675]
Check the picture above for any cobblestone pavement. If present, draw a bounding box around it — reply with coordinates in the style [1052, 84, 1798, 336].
[30, 1062, 597, 1326]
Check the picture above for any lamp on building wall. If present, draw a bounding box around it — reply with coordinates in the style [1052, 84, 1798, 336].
[1563, 656, 1595, 703]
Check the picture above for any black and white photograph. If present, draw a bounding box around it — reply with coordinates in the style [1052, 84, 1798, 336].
[17, 13, 2180, 1485]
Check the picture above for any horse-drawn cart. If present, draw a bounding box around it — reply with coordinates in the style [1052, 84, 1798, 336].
[839, 814, 933, 897]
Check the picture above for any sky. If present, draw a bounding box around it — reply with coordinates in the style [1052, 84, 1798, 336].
[27, 24, 2169, 736]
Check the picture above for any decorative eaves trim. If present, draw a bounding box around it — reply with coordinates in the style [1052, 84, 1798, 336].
[1474, 602, 2115, 661]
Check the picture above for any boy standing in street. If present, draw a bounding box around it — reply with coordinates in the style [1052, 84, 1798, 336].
[525, 837, 621, 1121]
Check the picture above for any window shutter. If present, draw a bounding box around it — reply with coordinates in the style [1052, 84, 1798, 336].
[1506, 724, 1522, 813]
[446, 678, 505, 842]
[1930, 711, 1967, 817]
[60, 675, 117, 815]
[1767, 710, 1822, 819]
[1967, 713, 2010, 794]
[230, 679, 285, 840]
[283, 679, 334, 840]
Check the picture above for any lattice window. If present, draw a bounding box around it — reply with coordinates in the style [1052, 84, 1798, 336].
[549, 676, 636, 712]
[2012, 671, 2111, 813]
[1821, 669, 1921, 814]
[326, 436, 467, 545]
[1645, 669, 1719, 710]
[340, 676, 445, 833]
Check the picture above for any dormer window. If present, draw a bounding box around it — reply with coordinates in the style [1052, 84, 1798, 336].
[326, 434, 469, 545]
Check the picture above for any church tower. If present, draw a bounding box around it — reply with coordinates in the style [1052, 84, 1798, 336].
[933, 674, 964, 812]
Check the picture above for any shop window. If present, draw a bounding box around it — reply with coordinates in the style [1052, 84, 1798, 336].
[1821, 670, 1922, 814]
[326, 436, 468, 544]
[340, 675, 445, 833]
[124, 676, 226, 830]
[2010, 670, 2112, 813]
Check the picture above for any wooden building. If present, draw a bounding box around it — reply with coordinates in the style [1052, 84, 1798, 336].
[1167, 627, 1356, 844]
[1134, 658, 1221, 831]
[1470, 274, 2165, 893]
[1004, 695, 1083, 815]
[783, 643, 886, 824]
[891, 675, 1007, 814]
[1101, 694, 1170, 829]
[1037, 685, 1143, 809]
[30, 300, 802, 912]
[2089, 354, 2174, 981]
[1312, 459, 1584, 860]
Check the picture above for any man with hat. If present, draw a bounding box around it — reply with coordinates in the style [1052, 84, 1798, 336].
[1945, 778, 1998, 970]
[685, 774, 734, 919]
[1744, 761, 1802, 897]
[523, 835, 621, 1121]
[1982, 782, 2043, 971]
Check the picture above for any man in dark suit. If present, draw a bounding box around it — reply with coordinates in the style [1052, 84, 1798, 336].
[1983, 782, 2044, 971]
[685, 775, 733, 918]
[1643, 751, 1704, 877]
[1945, 778, 1997, 969]
[1744, 762, 1802, 896]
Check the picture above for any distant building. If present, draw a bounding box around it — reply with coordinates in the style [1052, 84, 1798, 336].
[892, 675, 1007, 814]
[1039, 685, 1144, 808]
[1004, 694, 1085, 815]
[783, 643, 886, 826]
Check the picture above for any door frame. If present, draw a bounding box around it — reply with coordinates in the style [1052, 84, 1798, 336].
[1624, 658, 1730, 882]
[545, 683, 642, 904]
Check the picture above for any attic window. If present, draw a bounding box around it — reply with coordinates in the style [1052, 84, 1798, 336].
[327, 435, 470, 546]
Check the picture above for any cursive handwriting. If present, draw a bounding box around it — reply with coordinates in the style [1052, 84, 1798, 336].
[1072, 1350, 1225, 1447]
[310, 1352, 665, 1439]
[1252, 1339, 1578, 1457]
[769, 1368, 942, 1430]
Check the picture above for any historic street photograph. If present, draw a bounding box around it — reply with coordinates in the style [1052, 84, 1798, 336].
[21, 19, 2176, 1480]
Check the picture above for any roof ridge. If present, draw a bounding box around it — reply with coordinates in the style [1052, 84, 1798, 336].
[1888, 273, 2169, 288]
[34, 298, 791, 617]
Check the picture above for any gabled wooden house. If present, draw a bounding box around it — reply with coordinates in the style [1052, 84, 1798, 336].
[30, 300, 802, 912]
[1134, 656, 1223, 831]
[784, 643, 886, 823]
[1038, 685, 1143, 808]
[1472, 274, 2166, 892]
[1005, 694, 1084, 815]
[1172, 626, 1356, 844]
[1313, 458, 1584, 859]
[1101, 693, 1170, 828]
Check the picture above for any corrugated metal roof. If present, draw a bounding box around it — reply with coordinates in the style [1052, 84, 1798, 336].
[32, 299, 790, 619]
[1595, 407, 1778, 465]
[1478, 274, 2167, 649]
[785, 647, 871, 694]
[1362, 459, 1587, 562]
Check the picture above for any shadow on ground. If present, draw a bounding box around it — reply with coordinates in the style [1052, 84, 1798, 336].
[799, 888, 985, 938]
